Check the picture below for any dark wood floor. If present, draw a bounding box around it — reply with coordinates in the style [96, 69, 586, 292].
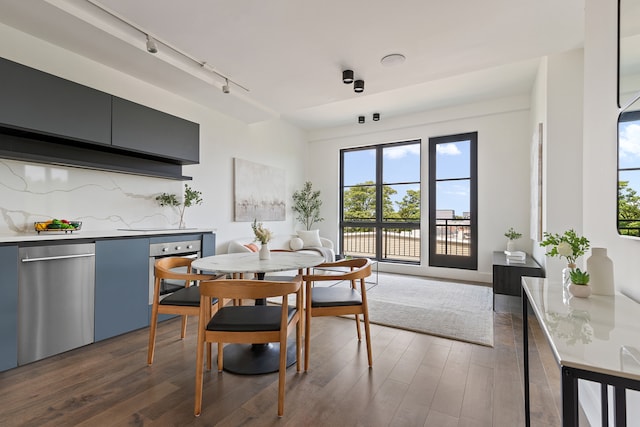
[0, 296, 562, 426]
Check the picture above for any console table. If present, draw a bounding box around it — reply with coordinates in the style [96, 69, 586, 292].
[522, 277, 640, 426]
[492, 251, 543, 308]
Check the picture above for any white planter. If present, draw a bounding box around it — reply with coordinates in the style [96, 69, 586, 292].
[568, 283, 591, 298]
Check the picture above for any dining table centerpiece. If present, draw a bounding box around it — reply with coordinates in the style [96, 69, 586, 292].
[540, 229, 590, 287]
[252, 219, 273, 260]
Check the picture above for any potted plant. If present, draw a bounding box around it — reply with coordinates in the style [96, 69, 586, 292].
[156, 184, 203, 229]
[292, 181, 324, 231]
[540, 229, 590, 286]
[504, 227, 522, 251]
[252, 219, 273, 260]
[568, 268, 591, 298]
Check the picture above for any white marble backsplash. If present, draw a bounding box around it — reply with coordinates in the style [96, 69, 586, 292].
[0, 158, 186, 234]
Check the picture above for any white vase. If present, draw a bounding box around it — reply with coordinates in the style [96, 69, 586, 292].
[562, 263, 576, 288]
[506, 240, 516, 252]
[586, 247, 614, 295]
[568, 283, 591, 298]
[259, 243, 270, 260]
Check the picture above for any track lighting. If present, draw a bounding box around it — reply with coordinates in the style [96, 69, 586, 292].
[354, 80, 364, 93]
[146, 35, 158, 54]
[358, 116, 365, 124]
[222, 78, 230, 94]
[342, 70, 354, 84]
[373, 113, 380, 121]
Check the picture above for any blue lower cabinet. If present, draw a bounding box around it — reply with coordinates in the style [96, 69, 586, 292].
[0, 245, 18, 371]
[95, 238, 149, 341]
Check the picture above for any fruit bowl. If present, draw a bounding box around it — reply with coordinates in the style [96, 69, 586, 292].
[34, 220, 82, 234]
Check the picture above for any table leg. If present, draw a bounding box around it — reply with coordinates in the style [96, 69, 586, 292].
[562, 367, 579, 427]
[523, 292, 530, 427]
[615, 386, 627, 426]
[601, 383, 609, 426]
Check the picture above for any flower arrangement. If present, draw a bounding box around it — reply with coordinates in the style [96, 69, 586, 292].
[569, 268, 590, 285]
[539, 229, 590, 267]
[504, 227, 522, 240]
[251, 219, 272, 245]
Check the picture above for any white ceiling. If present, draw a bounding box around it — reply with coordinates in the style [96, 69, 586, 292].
[0, 0, 585, 129]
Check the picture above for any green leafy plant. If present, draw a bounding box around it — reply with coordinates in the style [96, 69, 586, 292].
[252, 219, 272, 244]
[504, 227, 522, 240]
[539, 229, 590, 266]
[569, 268, 590, 285]
[156, 184, 203, 228]
[292, 181, 324, 230]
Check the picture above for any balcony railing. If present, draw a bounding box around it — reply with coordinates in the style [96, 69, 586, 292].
[434, 218, 471, 256]
[342, 227, 420, 263]
[341, 218, 471, 262]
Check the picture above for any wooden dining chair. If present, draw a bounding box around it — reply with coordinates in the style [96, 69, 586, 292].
[147, 257, 222, 365]
[194, 275, 303, 417]
[302, 258, 373, 371]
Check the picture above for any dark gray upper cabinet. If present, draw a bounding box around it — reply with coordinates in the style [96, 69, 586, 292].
[112, 97, 199, 164]
[0, 57, 112, 145]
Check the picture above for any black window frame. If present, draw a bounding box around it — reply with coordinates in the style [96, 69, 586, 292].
[428, 132, 478, 270]
[340, 139, 421, 264]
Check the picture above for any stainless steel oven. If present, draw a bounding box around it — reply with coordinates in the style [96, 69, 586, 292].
[148, 239, 201, 304]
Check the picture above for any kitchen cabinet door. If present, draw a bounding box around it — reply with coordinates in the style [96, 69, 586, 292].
[111, 97, 199, 164]
[0, 245, 18, 372]
[0, 57, 112, 145]
[95, 238, 149, 341]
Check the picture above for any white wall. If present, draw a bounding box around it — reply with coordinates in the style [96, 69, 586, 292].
[534, 49, 585, 279]
[305, 95, 532, 283]
[0, 22, 307, 254]
[580, 0, 640, 423]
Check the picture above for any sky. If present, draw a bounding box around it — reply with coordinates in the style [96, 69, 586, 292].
[343, 140, 471, 217]
[619, 119, 640, 211]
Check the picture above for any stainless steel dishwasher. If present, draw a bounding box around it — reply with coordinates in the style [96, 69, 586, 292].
[18, 242, 95, 365]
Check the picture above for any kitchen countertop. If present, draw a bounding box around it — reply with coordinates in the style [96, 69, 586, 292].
[0, 228, 216, 244]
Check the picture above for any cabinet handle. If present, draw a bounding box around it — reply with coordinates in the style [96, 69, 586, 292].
[21, 253, 96, 263]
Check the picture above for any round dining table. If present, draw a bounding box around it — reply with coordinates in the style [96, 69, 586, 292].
[191, 251, 324, 375]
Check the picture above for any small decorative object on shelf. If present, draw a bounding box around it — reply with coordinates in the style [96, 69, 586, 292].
[504, 227, 522, 252]
[586, 247, 614, 295]
[252, 219, 273, 260]
[34, 219, 82, 234]
[540, 229, 590, 287]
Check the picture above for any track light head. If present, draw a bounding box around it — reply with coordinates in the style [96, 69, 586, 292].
[358, 115, 365, 124]
[354, 80, 364, 93]
[342, 69, 354, 84]
[222, 79, 230, 94]
[146, 35, 158, 54]
[373, 113, 380, 121]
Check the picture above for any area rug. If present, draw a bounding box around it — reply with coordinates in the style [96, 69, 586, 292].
[364, 273, 494, 347]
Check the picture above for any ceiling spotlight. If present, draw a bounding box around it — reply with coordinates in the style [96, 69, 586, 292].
[354, 80, 364, 93]
[222, 78, 230, 94]
[146, 35, 158, 54]
[373, 113, 380, 121]
[358, 116, 365, 124]
[380, 53, 406, 67]
[342, 69, 354, 84]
